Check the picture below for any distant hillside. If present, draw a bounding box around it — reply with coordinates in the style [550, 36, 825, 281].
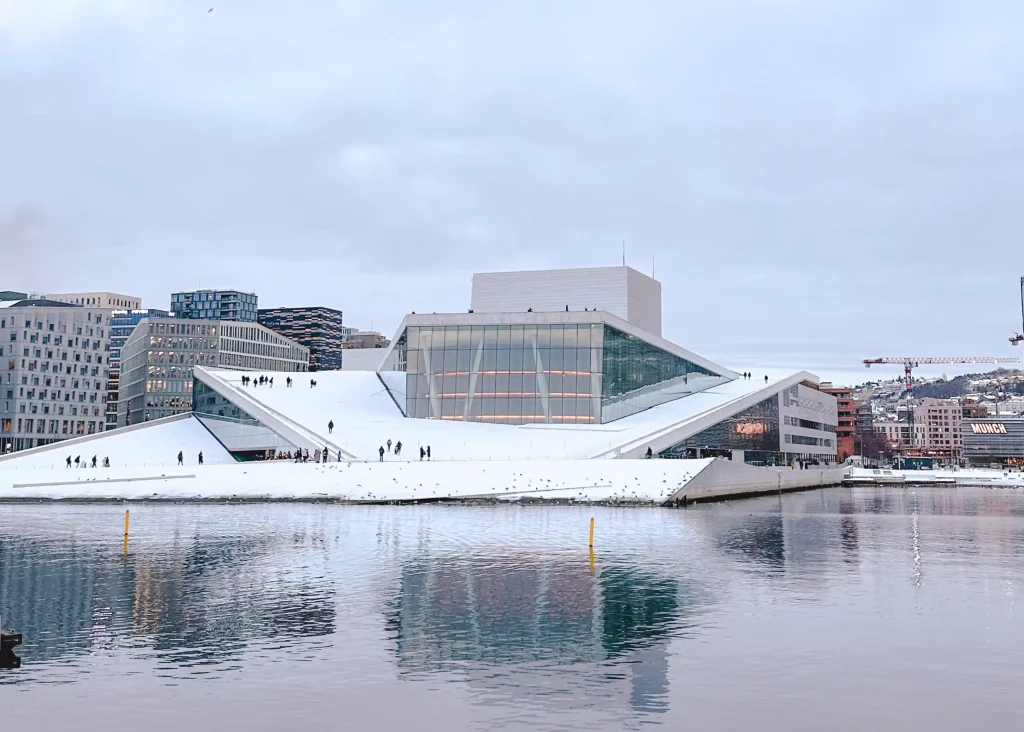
[912, 377, 969, 400]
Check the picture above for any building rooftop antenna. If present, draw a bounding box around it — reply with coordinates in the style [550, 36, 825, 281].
[622, 240, 626, 267]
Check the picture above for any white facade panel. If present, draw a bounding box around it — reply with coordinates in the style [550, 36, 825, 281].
[625, 267, 661, 336]
[471, 266, 661, 336]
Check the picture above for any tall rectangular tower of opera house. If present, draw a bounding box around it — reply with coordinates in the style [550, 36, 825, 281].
[471, 266, 662, 337]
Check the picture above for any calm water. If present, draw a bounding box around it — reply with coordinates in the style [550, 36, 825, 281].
[1, 487, 1022, 730]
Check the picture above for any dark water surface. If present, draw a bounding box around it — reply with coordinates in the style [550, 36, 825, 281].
[1, 487, 1022, 731]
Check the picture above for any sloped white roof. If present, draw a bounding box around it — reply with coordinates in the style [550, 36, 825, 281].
[0, 414, 233, 470]
[193, 366, 814, 461]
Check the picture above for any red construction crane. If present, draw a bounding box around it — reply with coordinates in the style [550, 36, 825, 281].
[864, 356, 1020, 392]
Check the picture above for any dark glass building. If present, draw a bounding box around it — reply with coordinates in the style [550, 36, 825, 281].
[258, 306, 345, 371]
[171, 290, 258, 322]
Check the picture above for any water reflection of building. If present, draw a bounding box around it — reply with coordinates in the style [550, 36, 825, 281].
[0, 532, 335, 668]
[384, 555, 693, 716]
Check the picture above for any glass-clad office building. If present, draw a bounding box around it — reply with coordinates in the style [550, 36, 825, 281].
[384, 314, 729, 425]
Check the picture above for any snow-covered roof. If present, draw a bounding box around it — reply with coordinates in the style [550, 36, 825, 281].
[0, 414, 232, 469]
[190, 366, 818, 461]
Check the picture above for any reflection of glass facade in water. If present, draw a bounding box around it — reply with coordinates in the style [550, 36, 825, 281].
[0, 531, 335, 672]
[659, 395, 781, 462]
[397, 323, 722, 425]
[384, 558, 681, 667]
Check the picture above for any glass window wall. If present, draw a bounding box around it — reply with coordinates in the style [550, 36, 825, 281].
[659, 395, 780, 461]
[403, 324, 602, 425]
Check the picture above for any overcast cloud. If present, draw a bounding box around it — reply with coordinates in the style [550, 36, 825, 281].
[2, 0, 1023, 385]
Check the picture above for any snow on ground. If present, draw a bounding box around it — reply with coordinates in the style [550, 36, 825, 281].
[201, 367, 791, 461]
[0, 458, 716, 503]
[0, 415, 233, 472]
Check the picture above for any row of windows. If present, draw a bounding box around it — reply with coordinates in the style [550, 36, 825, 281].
[1, 417, 101, 435]
[148, 336, 218, 350]
[146, 352, 219, 366]
[3, 402, 103, 417]
[5, 384, 102, 400]
[406, 324, 602, 351]
[217, 352, 308, 371]
[148, 322, 218, 336]
[146, 379, 193, 395]
[0, 314, 106, 331]
[8, 332, 104, 348]
[10, 347, 103, 363]
[6, 360, 103, 378]
[786, 434, 834, 447]
[221, 337, 307, 360]
[173, 291, 256, 304]
[783, 415, 837, 432]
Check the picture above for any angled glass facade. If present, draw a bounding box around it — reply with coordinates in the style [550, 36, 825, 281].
[193, 377, 259, 424]
[394, 322, 725, 425]
[659, 395, 781, 461]
[601, 326, 718, 421]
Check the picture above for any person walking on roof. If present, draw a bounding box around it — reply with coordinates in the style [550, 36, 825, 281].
[287, 376, 292, 387]
[427, 445, 431, 461]
[270, 377, 273, 387]
[645, 447, 653, 459]
[91, 455, 97, 468]
[328, 420, 334, 434]
[314, 448, 321, 463]
[395, 440, 402, 457]
[103, 457, 109, 468]
[420, 446, 425, 461]
[379, 445, 385, 462]
[764, 375, 768, 383]
[66, 455, 72, 468]
[75, 455, 80, 467]
[198, 451, 204, 466]
[177, 451, 184, 466]
[387, 438, 392, 453]
[323, 447, 328, 464]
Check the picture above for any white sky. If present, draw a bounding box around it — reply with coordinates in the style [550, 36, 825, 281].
[2, 0, 1023, 387]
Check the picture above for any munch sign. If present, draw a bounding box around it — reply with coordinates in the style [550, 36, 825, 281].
[971, 423, 1007, 434]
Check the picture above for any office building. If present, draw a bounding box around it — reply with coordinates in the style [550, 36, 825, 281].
[915, 398, 962, 461]
[874, 420, 926, 450]
[118, 317, 309, 426]
[105, 309, 172, 430]
[171, 290, 258, 322]
[345, 330, 390, 349]
[257, 306, 345, 371]
[854, 402, 874, 434]
[45, 292, 142, 309]
[471, 266, 662, 337]
[0, 297, 112, 452]
[820, 384, 855, 459]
